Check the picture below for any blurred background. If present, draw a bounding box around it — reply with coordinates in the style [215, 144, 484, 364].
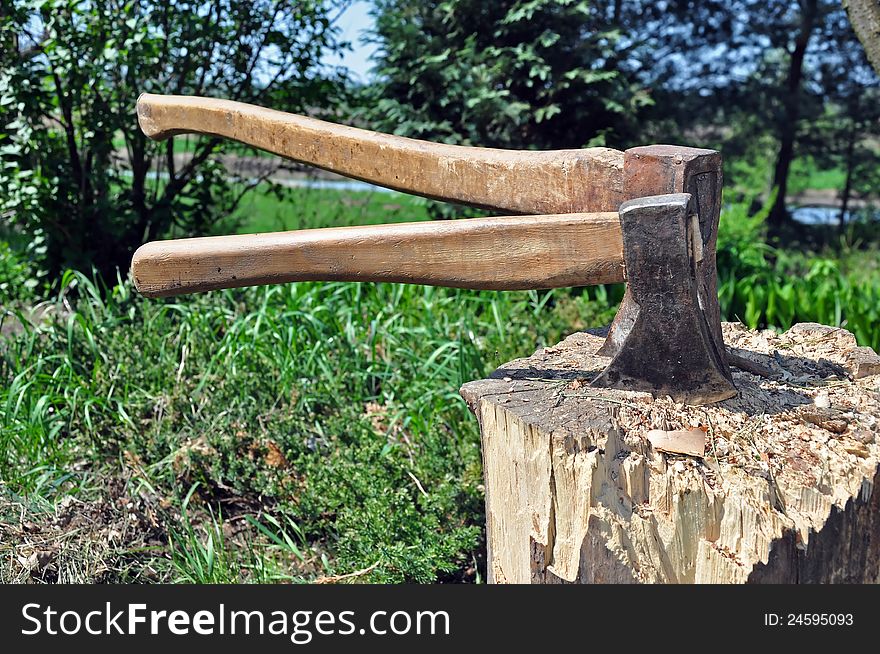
[1, 1, 878, 584]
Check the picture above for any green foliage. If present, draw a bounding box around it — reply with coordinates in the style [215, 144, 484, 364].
[717, 198, 880, 350]
[0, 257, 616, 582]
[0, 0, 348, 282]
[0, 240, 43, 304]
[362, 0, 650, 159]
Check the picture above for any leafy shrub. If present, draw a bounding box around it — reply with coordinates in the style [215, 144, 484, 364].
[0, 239, 42, 305]
[0, 0, 347, 283]
[718, 197, 880, 350]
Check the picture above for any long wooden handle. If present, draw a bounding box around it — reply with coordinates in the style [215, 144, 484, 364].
[131, 213, 625, 297]
[136, 94, 625, 214]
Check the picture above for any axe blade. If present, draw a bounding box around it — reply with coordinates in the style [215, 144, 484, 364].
[592, 193, 737, 405]
[599, 146, 725, 362]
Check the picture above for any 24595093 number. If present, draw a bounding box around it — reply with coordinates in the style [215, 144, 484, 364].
[765, 614, 854, 626]
[789, 614, 852, 626]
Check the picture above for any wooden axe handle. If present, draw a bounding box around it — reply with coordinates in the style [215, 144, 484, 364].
[131, 213, 625, 297]
[136, 94, 625, 214]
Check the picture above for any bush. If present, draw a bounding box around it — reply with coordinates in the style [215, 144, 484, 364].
[0, 239, 42, 305]
[0, 0, 348, 283]
[364, 0, 649, 149]
[717, 198, 880, 350]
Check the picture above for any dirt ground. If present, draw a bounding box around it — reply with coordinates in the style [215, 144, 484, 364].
[0, 474, 172, 583]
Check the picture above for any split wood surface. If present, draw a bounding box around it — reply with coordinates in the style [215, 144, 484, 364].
[131, 212, 625, 297]
[460, 322, 880, 584]
[136, 94, 624, 214]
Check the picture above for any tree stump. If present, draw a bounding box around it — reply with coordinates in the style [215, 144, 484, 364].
[460, 323, 880, 584]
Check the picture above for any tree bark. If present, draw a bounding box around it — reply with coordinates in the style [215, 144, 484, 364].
[461, 322, 880, 583]
[844, 0, 880, 77]
[838, 122, 857, 233]
[768, 0, 819, 232]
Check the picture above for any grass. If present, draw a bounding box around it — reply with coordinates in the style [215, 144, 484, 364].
[2, 181, 880, 584]
[788, 157, 847, 194]
[223, 184, 430, 234]
[716, 198, 880, 351]
[0, 230, 619, 582]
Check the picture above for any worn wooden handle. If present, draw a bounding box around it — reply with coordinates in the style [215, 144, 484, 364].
[131, 213, 625, 297]
[136, 94, 625, 214]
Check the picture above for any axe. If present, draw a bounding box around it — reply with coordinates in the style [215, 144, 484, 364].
[131, 94, 737, 405]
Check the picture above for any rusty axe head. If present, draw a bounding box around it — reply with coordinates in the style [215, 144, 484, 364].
[591, 193, 736, 404]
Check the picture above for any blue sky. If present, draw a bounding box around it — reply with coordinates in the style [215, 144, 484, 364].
[323, 1, 378, 82]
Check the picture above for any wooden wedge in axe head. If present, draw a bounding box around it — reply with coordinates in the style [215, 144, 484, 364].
[132, 94, 737, 405]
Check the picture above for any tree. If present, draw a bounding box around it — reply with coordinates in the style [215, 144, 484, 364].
[0, 0, 349, 281]
[801, 70, 880, 232]
[766, 0, 821, 230]
[362, 0, 879, 233]
[731, 0, 877, 232]
[363, 1, 651, 153]
[621, 0, 877, 234]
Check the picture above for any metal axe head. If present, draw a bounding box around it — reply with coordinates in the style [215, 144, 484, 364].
[591, 193, 736, 404]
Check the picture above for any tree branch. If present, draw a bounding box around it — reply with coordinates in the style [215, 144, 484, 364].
[49, 70, 84, 195]
[165, 138, 176, 182]
[158, 137, 222, 207]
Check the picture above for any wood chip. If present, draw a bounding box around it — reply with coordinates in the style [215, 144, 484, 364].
[844, 441, 870, 458]
[846, 346, 880, 379]
[646, 427, 706, 457]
